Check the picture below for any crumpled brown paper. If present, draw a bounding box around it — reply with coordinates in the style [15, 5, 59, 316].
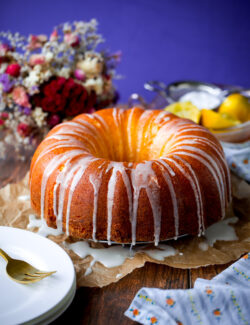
[0, 172, 249, 287]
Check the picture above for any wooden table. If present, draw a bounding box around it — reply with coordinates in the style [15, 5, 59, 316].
[0, 156, 231, 325]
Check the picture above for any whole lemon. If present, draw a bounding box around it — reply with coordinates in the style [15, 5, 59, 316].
[219, 93, 250, 122]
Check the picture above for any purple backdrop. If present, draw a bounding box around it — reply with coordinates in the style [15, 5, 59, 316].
[1, 0, 250, 103]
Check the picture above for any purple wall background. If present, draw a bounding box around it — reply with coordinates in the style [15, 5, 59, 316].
[0, 0, 250, 103]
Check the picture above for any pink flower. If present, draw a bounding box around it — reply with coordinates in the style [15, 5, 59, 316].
[50, 30, 58, 41]
[29, 54, 46, 66]
[17, 123, 31, 137]
[28, 34, 47, 50]
[64, 33, 80, 47]
[0, 43, 12, 56]
[74, 69, 86, 81]
[0, 119, 4, 126]
[5, 63, 21, 77]
[88, 107, 95, 114]
[12, 87, 31, 108]
[0, 112, 9, 119]
[47, 114, 61, 127]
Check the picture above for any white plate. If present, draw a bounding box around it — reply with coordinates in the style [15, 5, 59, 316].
[0, 226, 76, 325]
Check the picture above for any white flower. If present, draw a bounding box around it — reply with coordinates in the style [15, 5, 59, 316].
[45, 51, 54, 62]
[0, 96, 5, 111]
[57, 67, 71, 78]
[23, 70, 40, 88]
[0, 142, 6, 159]
[5, 134, 14, 144]
[32, 107, 48, 127]
[33, 65, 42, 73]
[43, 69, 52, 80]
[77, 51, 103, 76]
[84, 76, 103, 95]
[63, 22, 71, 32]
[23, 137, 29, 145]
[0, 63, 7, 74]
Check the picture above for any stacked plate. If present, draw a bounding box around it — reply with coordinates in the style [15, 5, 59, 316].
[0, 226, 76, 325]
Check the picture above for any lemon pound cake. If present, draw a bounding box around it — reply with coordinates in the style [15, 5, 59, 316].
[29, 107, 231, 245]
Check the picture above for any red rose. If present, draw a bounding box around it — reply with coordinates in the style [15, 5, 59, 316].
[6, 63, 21, 77]
[86, 91, 97, 110]
[32, 77, 96, 118]
[41, 97, 58, 112]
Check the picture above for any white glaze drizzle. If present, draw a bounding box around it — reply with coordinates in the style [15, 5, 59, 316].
[53, 157, 73, 217]
[127, 108, 135, 161]
[48, 131, 99, 153]
[90, 162, 105, 242]
[155, 159, 179, 238]
[30, 139, 87, 182]
[64, 240, 176, 275]
[166, 156, 204, 234]
[173, 146, 226, 214]
[142, 244, 176, 261]
[131, 161, 161, 245]
[199, 241, 209, 251]
[55, 155, 85, 232]
[204, 217, 238, 246]
[106, 162, 133, 245]
[154, 111, 171, 125]
[64, 240, 134, 270]
[136, 110, 154, 160]
[28, 214, 63, 237]
[65, 158, 96, 236]
[94, 114, 109, 132]
[176, 126, 212, 135]
[112, 109, 124, 160]
[107, 165, 118, 244]
[40, 150, 83, 222]
[62, 156, 96, 235]
[18, 194, 30, 201]
[63, 120, 97, 134]
[170, 135, 231, 201]
[174, 151, 225, 217]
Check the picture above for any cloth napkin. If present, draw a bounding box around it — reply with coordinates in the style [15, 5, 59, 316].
[125, 253, 250, 325]
[221, 141, 250, 183]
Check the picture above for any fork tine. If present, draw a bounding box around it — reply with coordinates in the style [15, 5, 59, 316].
[25, 273, 44, 278]
[22, 273, 51, 281]
[24, 273, 46, 279]
[35, 271, 56, 275]
[21, 275, 42, 281]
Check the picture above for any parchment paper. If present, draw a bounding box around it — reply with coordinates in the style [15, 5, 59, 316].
[0, 172, 249, 287]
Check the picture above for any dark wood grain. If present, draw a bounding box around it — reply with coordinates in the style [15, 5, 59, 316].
[52, 263, 189, 325]
[189, 263, 231, 287]
[0, 153, 234, 325]
[0, 157, 30, 188]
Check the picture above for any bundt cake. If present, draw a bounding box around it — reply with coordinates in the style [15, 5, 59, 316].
[29, 107, 231, 245]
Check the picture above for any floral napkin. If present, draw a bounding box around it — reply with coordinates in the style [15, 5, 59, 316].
[221, 141, 250, 183]
[125, 253, 250, 325]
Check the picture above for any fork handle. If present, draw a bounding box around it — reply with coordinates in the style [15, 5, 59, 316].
[0, 249, 12, 262]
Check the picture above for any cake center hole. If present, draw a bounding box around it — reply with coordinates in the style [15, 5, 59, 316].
[93, 131, 160, 163]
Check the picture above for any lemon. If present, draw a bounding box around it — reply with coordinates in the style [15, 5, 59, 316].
[219, 93, 250, 122]
[201, 109, 241, 129]
[164, 101, 201, 123]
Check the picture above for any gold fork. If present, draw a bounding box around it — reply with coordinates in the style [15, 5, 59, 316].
[0, 248, 56, 284]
